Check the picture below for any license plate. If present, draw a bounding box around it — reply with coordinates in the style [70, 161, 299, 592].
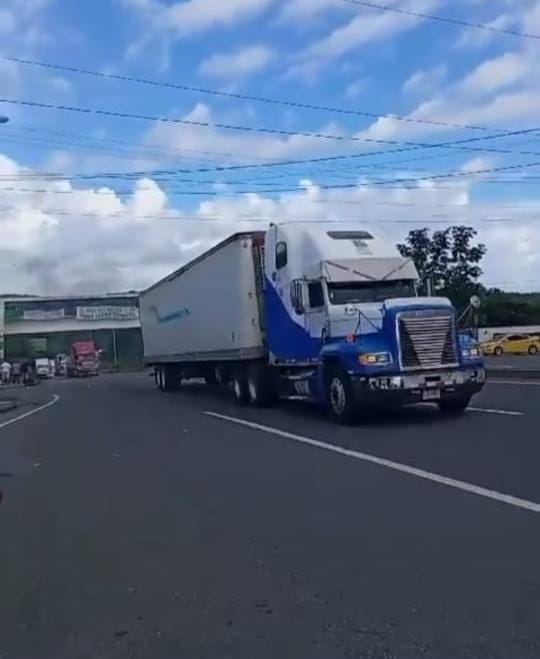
[422, 389, 441, 401]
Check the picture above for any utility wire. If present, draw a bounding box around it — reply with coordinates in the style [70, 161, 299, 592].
[1, 206, 540, 227]
[3, 55, 495, 133]
[2, 159, 540, 197]
[0, 100, 538, 181]
[337, 0, 540, 40]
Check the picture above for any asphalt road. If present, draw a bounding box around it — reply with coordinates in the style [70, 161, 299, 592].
[484, 354, 540, 370]
[1, 374, 539, 659]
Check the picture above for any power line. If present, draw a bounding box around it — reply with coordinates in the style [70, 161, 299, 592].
[5, 97, 539, 164]
[3, 55, 495, 133]
[2, 205, 540, 225]
[2, 159, 540, 197]
[338, 0, 540, 40]
[0, 101, 538, 182]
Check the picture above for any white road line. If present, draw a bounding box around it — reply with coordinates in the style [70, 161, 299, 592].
[468, 407, 524, 416]
[489, 379, 540, 386]
[0, 394, 60, 430]
[205, 411, 540, 514]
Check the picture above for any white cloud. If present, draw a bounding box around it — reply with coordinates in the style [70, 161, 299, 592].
[345, 77, 369, 98]
[198, 45, 274, 80]
[143, 102, 351, 163]
[278, 0, 349, 21]
[455, 13, 516, 49]
[459, 51, 531, 96]
[286, 0, 443, 81]
[2, 146, 540, 294]
[123, 0, 276, 59]
[403, 64, 447, 95]
[0, 8, 17, 34]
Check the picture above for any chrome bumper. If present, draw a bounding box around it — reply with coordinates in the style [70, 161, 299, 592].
[366, 368, 486, 391]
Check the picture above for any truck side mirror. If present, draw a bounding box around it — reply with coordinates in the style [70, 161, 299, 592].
[290, 280, 304, 315]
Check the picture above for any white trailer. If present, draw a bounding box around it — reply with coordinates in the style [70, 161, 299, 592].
[139, 232, 266, 390]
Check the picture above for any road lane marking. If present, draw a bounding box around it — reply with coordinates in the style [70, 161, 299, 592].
[0, 394, 60, 430]
[468, 407, 524, 416]
[488, 380, 540, 386]
[205, 411, 540, 514]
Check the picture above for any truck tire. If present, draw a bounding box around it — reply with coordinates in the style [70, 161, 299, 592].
[326, 366, 357, 425]
[161, 365, 182, 392]
[438, 394, 471, 415]
[247, 362, 274, 407]
[232, 370, 249, 405]
[204, 367, 219, 387]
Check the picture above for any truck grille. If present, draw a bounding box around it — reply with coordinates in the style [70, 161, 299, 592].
[398, 310, 458, 371]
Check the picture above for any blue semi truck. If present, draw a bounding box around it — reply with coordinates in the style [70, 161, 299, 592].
[140, 223, 485, 423]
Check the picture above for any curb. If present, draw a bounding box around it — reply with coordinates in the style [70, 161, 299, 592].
[487, 368, 540, 381]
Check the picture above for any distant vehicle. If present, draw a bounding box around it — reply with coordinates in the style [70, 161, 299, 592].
[35, 357, 50, 379]
[67, 341, 100, 377]
[139, 224, 485, 423]
[55, 353, 68, 377]
[481, 334, 540, 356]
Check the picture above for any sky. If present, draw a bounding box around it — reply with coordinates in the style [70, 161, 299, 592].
[1, 0, 540, 294]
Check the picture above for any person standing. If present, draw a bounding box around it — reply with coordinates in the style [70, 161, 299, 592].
[1, 360, 11, 385]
[11, 361, 21, 385]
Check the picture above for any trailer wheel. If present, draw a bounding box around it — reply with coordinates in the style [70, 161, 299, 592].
[204, 367, 219, 388]
[161, 365, 182, 392]
[232, 371, 249, 405]
[326, 366, 357, 425]
[247, 362, 274, 407]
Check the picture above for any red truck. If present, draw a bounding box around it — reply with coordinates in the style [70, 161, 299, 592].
[67, 341, 100, 377]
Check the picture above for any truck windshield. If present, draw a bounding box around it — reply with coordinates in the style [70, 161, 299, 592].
[327, 279, 416, 304]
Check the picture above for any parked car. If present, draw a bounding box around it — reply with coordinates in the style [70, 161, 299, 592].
[481, 333, 540, 356]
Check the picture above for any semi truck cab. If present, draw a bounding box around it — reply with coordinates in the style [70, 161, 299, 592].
[264, 223, 485, 422]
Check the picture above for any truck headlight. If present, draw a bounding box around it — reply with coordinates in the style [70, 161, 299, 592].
[359, 352, 392, 365]
[461, 347, 480, 359]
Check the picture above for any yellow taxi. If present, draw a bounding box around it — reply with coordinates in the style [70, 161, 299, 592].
[481, 333, 540, 356]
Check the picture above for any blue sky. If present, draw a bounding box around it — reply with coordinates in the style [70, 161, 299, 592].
[1, 0, 540, 293]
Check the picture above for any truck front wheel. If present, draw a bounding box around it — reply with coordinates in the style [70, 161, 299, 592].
[326, 367, 357, 425]
[438, 394, 471, 415]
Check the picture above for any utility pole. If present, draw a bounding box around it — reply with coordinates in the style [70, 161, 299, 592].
[112, 328, 118, 367]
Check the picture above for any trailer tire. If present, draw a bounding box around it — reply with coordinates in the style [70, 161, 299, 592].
[232, 371, 249, 405]
[204, 367, 219, 388]
[326, 366, 357, 425]
[160, 365, 182, 392]
[247, 362, 274, 407]
[438, 394, 471, 415]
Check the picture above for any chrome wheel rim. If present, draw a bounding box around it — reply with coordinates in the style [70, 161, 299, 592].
[234, 378, 243, 400]
[330, 377, 346, 414]
[248, 378, 258, 402]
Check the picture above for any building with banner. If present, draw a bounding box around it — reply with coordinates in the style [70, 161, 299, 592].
[0, 294, 142, 368]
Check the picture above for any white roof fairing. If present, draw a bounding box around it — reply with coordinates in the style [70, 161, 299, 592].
[275, 222, 418, 282]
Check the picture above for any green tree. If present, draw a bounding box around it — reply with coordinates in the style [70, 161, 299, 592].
[397, 226, 487, 311]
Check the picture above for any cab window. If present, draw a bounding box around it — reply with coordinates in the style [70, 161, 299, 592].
[307, 281, 325, 308]
[276, 242, 287, 269]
